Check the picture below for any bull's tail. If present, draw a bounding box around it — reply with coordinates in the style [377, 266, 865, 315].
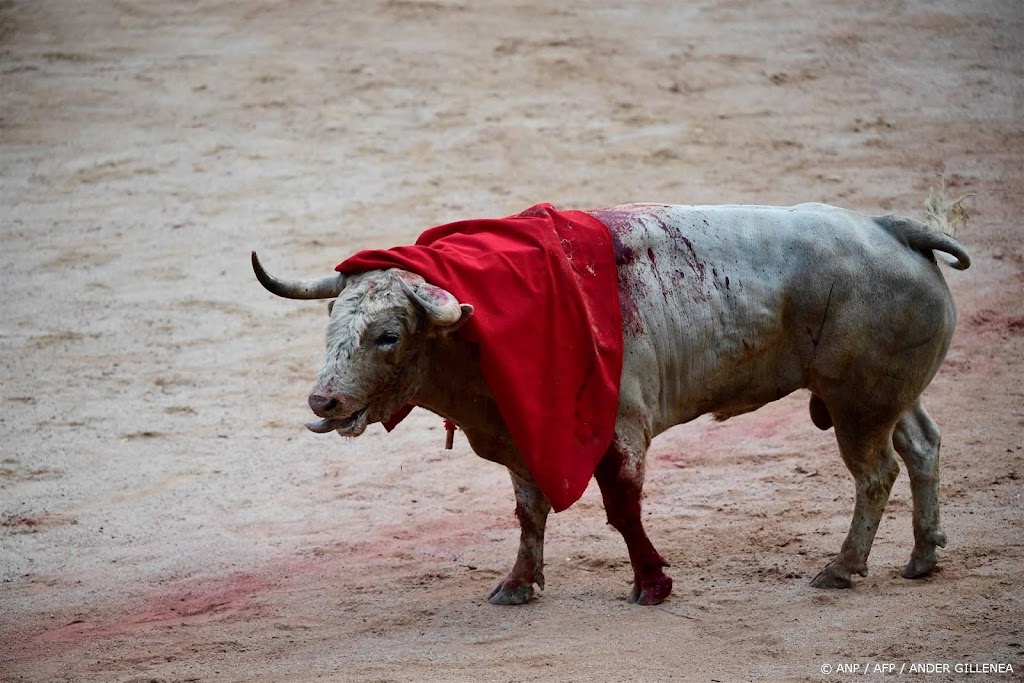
[875, 187, 972, 270]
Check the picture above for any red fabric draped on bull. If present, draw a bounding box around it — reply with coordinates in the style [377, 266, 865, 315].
[336, 203, 623, 512]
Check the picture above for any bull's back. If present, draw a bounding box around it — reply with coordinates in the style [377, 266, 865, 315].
[589, 203, 957, 435]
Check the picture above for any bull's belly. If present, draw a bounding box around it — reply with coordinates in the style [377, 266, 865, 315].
[620, 328, 810, 438]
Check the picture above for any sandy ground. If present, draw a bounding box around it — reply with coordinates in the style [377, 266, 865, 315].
[2, 1, 1022, 681]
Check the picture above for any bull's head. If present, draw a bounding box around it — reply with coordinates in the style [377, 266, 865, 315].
[252, 252, 473, 436]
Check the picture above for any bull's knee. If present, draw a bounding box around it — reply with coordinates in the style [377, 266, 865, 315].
[852, 452, 899, 505]
[880, 454, 900, 489]
[894, 404, 941, 464]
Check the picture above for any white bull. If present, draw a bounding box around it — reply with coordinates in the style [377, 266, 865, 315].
[253, 200, 970, 605]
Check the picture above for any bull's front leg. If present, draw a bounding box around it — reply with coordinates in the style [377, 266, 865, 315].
[594, 442, 673, 605]
[489, 472, 551, 605]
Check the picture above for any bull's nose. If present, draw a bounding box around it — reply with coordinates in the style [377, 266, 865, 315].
[308, 394, 339, 417]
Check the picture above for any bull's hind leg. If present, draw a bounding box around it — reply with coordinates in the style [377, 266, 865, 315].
[594, 443, 672, 605]
[812, 419, 901, 589]
[489, 472, 551, 605]
[892, 399, 947, 579]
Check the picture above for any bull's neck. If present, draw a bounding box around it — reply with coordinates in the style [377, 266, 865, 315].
[412, 334, 497, 430]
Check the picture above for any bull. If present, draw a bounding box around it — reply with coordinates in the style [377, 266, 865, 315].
[253, 199, 970, 605]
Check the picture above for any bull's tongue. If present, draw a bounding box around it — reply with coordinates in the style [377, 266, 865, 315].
[305, 406, 368, 435]
[305, 417, 348, 433]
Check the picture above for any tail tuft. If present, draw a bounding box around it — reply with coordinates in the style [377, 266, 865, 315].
[924, 176, 970, 238]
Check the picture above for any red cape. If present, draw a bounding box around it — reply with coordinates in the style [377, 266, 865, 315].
[335, 204, 623, 512]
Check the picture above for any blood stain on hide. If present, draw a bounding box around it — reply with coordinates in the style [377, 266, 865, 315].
[611, 234, 637, 267]
[618, 283, 644, 335]
[679, 235, 707, 281]
[645, 248, 671, 302]
[598, 215, 644, 334]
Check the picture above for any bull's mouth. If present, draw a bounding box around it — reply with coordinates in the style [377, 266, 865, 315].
[305, 406, 369, 437]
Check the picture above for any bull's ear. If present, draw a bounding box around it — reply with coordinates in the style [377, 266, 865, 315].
[427, 299, 473, 334]
[447, 304, 474, 332]
[398, 276, 472, 330]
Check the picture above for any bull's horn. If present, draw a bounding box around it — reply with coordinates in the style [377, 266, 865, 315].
[251, 251, 346, 300]
[398, 276, 465, 326]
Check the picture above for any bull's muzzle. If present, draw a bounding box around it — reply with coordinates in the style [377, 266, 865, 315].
[305, 393, 370, 436]
[308, 394, 340, 417]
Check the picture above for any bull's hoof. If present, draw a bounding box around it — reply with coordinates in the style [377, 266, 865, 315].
[627, 574, 673, 605]
[488, 578, 536, 605]
[901, 551, 940, 579]
[902, 531, 946, 579]
[810, 570, 853, 589]
[811, 558, 868, 589]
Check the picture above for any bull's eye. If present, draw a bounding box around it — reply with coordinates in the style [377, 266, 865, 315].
[374, 332, 400, 347]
